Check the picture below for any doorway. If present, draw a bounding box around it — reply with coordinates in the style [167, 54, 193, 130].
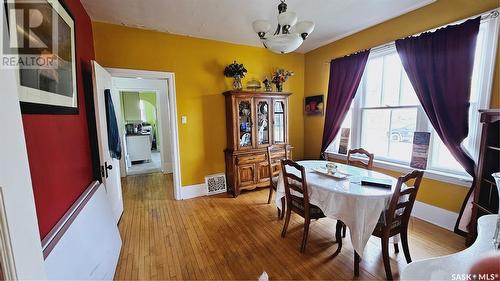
[106, 68, 182, 200]
[120, 90, 163, 176]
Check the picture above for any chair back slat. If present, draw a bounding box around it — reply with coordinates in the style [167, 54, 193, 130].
[384, 170, 424, 232]
[400, 187, 415, 196]
[288, 183, 303, 193]
[347, 148, 374, 170]
[286, 173, 303, 183]
[395, 201, 410, 210]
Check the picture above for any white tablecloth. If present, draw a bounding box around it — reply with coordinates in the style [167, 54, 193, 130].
[275, 160, 401, 257]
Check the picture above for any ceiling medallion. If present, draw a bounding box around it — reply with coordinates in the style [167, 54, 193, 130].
[252, 0, 314, 54]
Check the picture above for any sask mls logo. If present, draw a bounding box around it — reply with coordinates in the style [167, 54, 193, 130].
[2, 0, 59, 69]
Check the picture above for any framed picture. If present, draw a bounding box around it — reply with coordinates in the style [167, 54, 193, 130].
[304, 95, 324, 115]
[410, 132, 431, 170]
[338, 128, 350, 155]
[5, 0, 77, 114]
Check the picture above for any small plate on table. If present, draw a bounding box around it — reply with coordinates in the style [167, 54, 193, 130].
[312, 167, 348, 180]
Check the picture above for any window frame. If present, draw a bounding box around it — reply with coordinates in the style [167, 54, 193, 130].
[346, 44, 430, 166]
[326, 9, 499, 186]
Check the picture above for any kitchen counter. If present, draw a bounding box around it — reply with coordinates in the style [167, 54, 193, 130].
[126, 134, 152, 162]
[126, 132, 151, 136]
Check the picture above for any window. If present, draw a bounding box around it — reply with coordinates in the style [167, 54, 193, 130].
[327, 12, 499, 178]
[358, 53, 423, 164]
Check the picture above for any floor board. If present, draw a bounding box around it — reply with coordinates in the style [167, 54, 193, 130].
[114, 173, 465, 280]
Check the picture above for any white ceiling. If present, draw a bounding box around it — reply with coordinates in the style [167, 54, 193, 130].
[81, 0, 435, 53]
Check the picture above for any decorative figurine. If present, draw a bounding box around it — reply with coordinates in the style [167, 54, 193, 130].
[263, 77, 272, 92]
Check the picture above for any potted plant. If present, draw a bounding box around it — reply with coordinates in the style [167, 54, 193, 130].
[271, 69, 294, 92]
[224, 61, 247, 90]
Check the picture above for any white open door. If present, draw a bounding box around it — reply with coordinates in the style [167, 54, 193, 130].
[91, 61, 124, 223]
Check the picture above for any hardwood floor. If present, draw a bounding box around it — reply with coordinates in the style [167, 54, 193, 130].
[114, 173, 465, 280]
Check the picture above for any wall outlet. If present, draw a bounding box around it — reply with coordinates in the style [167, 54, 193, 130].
[181, 116, 187, 124]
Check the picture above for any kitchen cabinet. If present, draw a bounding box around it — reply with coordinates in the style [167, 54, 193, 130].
[122, 92, 141, 121]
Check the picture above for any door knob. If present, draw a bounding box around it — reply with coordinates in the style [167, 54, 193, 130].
[104, 162, 113, 178]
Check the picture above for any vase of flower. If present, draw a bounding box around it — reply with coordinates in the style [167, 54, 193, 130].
[271, 68, 294, 92]
[275, 82, 283, 92]
[233, 75, 242, 90]
[224, 61, 247, 90]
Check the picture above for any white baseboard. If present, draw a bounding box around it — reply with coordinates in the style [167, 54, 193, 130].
[163, 162, 173, 174]
[412, 201, 459, 231]
[181, 184, 206, 199]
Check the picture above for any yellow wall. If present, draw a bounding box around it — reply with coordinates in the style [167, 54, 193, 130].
[92, 22, 305, 186]
[93, 0, 498, 211]
[304, 0, 500, 212]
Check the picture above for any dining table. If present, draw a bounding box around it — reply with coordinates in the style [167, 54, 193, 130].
[275, 160, 403, 275]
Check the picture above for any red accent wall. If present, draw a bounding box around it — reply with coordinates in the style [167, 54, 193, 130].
[21, 0, 96, 239]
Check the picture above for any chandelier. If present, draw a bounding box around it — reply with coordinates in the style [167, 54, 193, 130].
[252, 0, 314, 54]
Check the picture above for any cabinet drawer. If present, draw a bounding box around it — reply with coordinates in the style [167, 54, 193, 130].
[236, 154, 266, 165]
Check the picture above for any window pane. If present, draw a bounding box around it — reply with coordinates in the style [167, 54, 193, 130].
[382, 54, 402, 106]
[273, 101, 285, 143]
[326, 109, 352, 152]
[470, 24, 485, 103]
[364, 57, 383, 107]
[257, 101, 269, 145]
[430, 133, 466, 173]
[388, 108, 417, 162]
[400, 72, 420, 106]
[361, 109, 391, 157]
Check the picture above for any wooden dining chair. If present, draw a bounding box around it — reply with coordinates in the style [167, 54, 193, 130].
[358, 170, 424, 280]
[347, 148, 374, 170]
[338, 148, 375, 238]
[281, 160, 326, 253]
[267, 145, 285, 219]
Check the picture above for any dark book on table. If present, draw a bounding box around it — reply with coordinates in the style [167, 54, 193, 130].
[361, 177, 392, 189]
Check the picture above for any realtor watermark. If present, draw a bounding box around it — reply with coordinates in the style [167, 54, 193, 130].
[451, 273, 499, 281]
[1, 0, 60, 69]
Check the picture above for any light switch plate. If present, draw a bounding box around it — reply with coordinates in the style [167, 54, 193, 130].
[181, 116, 187, 124]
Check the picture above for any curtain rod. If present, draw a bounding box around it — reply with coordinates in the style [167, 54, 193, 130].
[323, 9, 499, 64]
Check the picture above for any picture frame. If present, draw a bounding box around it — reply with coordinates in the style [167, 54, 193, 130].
[304, 95, 324, 115]
[410, 132, 431, 170]
[338, 128, 350, 155]
[5, 0, 78, 114]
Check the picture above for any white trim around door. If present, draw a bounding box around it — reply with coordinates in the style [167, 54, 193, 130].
[0, 4, 46, 276]
[105, 68, 182, 200]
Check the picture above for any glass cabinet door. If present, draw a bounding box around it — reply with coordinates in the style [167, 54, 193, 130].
[256, 100, 270, 146]
[273, 100, 286, 143]
[238, 99, 253, 148]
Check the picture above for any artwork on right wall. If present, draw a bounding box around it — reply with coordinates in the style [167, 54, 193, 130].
[305, 95, 324, 115]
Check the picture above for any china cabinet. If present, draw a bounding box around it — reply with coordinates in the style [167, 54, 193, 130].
[468, 109, 500, 244]
[223, 90, 292, 197]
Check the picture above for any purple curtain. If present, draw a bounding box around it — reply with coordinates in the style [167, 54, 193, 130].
[395, 17, 481, 234]
[321, 50, 370, 156]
